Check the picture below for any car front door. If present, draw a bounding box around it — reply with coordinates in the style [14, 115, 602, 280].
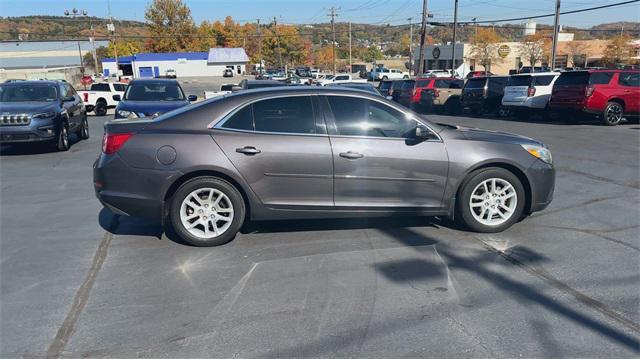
[61, 84, 82, 130]
[321, 95, 449, 209]
[618, 72, 640, 113]
[212, 95, 334, 207]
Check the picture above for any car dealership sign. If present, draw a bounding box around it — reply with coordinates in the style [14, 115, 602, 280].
[498, 45, 511, 58]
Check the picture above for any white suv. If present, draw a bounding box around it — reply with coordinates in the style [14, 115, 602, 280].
[502, 72, 560, 117]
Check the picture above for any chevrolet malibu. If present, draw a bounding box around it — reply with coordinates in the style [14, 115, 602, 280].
[94, 87, 555, 246]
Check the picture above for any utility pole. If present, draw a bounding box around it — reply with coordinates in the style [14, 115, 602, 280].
[416, 0, 428, 75]
[256, 19, 263, 75]
[107, 0, 118, 79]
[328, 7, 339, 74]
[408, 17, 413, 76]
[551, 0, 561, 70]
[349, 21, 352, 73]
[273, 17, 283, 72]
[451, 0, 459, 77]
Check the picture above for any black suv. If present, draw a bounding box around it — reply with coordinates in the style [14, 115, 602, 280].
[0, 80, 88, 151]
[461, 76, 509, 116]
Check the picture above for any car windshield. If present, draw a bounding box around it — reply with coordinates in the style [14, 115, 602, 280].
[0, 84, 58, 102]
[124, 83, 185, 101]
[508, 76, 532, 86]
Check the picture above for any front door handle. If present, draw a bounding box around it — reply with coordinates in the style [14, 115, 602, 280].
[236, 146, 261, 155]
[339, 151, 364, 159]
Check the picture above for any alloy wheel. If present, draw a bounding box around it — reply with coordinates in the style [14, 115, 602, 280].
[469, 178, 518, 226]
[179, 188, 234, 239]
[605, 103, 622, 125]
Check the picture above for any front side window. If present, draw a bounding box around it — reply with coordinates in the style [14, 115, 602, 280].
[327, 96, 419, 138]
[113, 84, 127, 92]
[65, 84, 77, 97]
[92, 83, 111, 92]
[253, 96, 316, 134]
[618, 72, 640, 87]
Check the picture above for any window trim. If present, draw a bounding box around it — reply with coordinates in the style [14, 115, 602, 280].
[212, 94, 328, 137]
[320, 94, 442, 142]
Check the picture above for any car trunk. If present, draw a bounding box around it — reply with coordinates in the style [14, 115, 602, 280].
[503, 75, 532, 103]
[462, 78, 486, 104]
[552, 71, 589, 102]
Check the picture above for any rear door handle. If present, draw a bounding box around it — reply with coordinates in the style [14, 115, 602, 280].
[339, 151, 364, 159]
[236, 146, 261, 155]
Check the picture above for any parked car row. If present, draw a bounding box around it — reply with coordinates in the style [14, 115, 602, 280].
[382, 69, 639, 125]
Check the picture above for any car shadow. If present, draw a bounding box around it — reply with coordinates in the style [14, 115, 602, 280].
[0, 133, 83, 156]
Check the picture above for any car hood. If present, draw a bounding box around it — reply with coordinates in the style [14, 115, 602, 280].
[116, 100, 189, 114]
[452, 125, 542, 146]
[0, 102, 59, 114]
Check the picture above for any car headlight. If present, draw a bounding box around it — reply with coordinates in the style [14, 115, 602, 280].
[521, 144, 553, 165]
[32, 111, 57, 119]
[116, 110, 138, 119]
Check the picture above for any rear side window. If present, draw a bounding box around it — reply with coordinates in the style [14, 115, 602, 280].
[252, 96, 316, 134]
[508, 76, 532, 86]
[465, 78, 485, 89]
[450, 80, 464, 89]
[113, 84, 126, 92]
[222, 105, 253, 131]
[488, 77, 508, 91]
[555, 72, 589, 86]
[618, 72, 639, 87]
[415, 79, 431, 87]
[533, 75, 556, 86]
[589, 72, 614, 85]
[434, 79, 451, 88]
[91, 83, 110, 91]
[335, 75, 350, 81]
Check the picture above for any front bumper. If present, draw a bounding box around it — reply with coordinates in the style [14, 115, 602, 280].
[0, 120, 57, 143]
[526, 159, 555, 213]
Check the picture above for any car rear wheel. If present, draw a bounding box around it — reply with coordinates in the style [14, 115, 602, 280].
[382, 76, 388, 80]
[169, 177, 245, 247]
[95, 101, 108, 116]
[457, 168, 525, 233]
[602, 102, 623, 126]
[79, 117, 90, 140]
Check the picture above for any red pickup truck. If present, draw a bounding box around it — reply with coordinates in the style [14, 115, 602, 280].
[549, 70, 639, 126]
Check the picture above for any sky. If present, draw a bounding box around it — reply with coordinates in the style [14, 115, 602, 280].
[0, 0, 638, 28]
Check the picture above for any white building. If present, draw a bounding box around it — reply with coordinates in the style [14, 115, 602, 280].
[102, 48, 250, 78]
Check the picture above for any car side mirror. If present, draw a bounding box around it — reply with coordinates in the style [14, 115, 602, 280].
[386, 96, 393, 100]
[64, 96, 76, 102]
[413, 125, 435, 140]
[187, 95, 197, 102]
[112, 94, 121, 101]
[231, 86, 242, 92]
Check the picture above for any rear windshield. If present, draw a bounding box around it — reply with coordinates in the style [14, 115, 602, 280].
[508, 76, 532, 87]
[554, 72, 589, 86]
[0, 84, 59, 102]
[415, 79, 431, 87]
[465, 78, 486, 89]
[379, 82, 392, 90]
[534, 75, 556, 86]
[124, 82, 185, 101]
[391, 81, 404, 89]
[401, 80, 415, 90]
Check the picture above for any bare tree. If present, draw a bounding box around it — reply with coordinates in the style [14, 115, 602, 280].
[468, 28, 502, 74]
[518, 32, 550, 71]
[564, 41, 588, 67]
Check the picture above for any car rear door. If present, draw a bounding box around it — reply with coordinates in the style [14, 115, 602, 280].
[212, 95, 334, 207]
[617, 72, 640, 113]
[321, 95, 448, 209]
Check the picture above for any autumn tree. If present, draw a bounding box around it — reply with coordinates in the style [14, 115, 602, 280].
[262, 23, 306, 68]
[314, 46, 334, 70]
[468, 28, 502, 73]
[145, 0, 196, 52]
[564, 41, 588, 67]
[602, 34, 634, 66]
[518, 32, 551, 71]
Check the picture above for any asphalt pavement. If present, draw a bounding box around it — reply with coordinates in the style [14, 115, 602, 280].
[1, 110, 638, 358]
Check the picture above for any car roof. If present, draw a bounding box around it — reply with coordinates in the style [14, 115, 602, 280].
[245, 79, 283, 84]
[512, 72, 558, 76]
[225, 86, 389, 100]
[129, 78, 179, 84]
[1, 80, 61, 86]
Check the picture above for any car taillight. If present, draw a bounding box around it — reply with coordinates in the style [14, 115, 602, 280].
[412, 88, 418, 96]
[83, 93, 89, 102]
[585, 86, 595, 97]
[102, 132, 134, 154]
[527, 86, 536, 97]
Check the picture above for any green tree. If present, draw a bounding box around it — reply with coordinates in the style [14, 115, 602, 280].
[144, 0, 196, 52]
[362, 46, 383, 62]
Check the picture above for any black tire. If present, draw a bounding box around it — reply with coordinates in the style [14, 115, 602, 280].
[444, 98, 461, 115]
[169, 177, 245, 247]
[95, 101, 108, 116]
[601, 101, 623, 126]
[79, 116, 90, 140]
[382, 76, 388, 80]
[456, 167, 526, 233]
[403, 75, 409, 79]
[55, 122, 70, 151]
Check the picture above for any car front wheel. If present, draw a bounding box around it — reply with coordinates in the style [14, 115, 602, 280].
[602, 101, 623, 126]
[56, 122, 70, 151]
[457, 168, 525, 233]
[169, 177, 245, 246]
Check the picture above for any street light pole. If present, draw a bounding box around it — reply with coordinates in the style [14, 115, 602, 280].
[451, 0, 459, 76]
[408, 17, 413, 76]
[328, 7, 339, 75]
[551, 0, 561, 70]
[349, 21, 352, 73]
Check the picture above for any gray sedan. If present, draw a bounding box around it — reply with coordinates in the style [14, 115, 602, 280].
[94, 87, 554, 246]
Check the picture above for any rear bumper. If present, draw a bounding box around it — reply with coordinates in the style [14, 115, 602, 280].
[526, 160, 555, 213]
[93, 154, 179, 220]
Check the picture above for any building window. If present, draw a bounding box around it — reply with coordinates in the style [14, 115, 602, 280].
[572, 54, 586, 67]
[554, 55, 568, 69]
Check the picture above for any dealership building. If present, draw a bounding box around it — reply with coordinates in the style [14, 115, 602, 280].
[101, 47, 249, 78]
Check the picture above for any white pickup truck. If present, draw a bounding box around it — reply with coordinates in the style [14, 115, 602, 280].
[371, 68, 410, 81]
[204, 84, 235, 99]
[317, 74, 368, 86]
[78, 82, 127, 116]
